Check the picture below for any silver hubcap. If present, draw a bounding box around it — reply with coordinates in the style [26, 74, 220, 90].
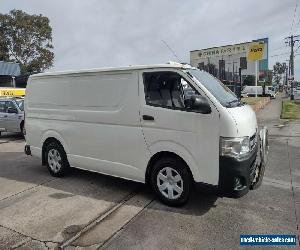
[157, 167, 183, 200]
[48, 149, 62, 173]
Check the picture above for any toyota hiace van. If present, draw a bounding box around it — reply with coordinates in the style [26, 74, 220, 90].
[24, 63, 268, 206]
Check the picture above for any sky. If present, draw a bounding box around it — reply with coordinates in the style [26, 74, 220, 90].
[1, 0, 300, 80]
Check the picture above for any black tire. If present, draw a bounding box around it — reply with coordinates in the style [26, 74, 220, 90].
[251, 162, 265, 190]
[20, 123, 25, 137]
[45, 141, 70, 177]
[150, 157, 192, 206]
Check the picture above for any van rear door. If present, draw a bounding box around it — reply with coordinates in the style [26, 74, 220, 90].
[139, 69, 220, 185]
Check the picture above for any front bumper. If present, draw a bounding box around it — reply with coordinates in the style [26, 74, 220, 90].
[218, 145, 258, 197]
[195, 127, 268, 197]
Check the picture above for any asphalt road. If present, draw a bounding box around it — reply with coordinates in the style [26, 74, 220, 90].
[0, 95, 299, 249]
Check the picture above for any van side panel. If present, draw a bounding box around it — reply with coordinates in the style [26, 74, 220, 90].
[25, 71, 150, 182]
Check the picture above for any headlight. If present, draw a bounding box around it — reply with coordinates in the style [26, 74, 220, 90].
[220, 136, 250, 159]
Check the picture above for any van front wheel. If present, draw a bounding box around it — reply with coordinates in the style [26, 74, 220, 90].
[45, 141, 70, 177]
[150, 157, 191, 206]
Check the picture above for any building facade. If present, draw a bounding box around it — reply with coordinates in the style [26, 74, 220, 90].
[190, 38, 269, 84]
[0, 61, 21, 87]
[0, 61, 28, 88]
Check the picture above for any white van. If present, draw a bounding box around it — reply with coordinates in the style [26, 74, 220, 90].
[242, 85, 276, 98]
[24, 63, 268, 206]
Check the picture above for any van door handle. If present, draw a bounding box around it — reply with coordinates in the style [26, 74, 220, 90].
[142, 115, 154, 121]
[4, 115, 7, 118]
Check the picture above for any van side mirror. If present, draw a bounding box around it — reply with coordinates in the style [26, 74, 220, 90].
[186, 96, 211, 114]
[7, 107, 18, 114]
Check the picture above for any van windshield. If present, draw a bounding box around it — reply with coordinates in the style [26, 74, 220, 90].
[186, 69, 241, 108]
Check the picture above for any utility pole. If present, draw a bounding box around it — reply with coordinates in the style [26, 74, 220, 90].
[284, 61, 288, 86]
[285, 35, 300, 100]
[232, 61, 237, 94]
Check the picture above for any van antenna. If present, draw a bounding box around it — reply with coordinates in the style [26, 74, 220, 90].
[162, 40, 182, 62]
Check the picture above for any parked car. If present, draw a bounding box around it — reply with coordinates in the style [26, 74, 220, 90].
[24, 63, 268, 206]
[0, 97, 25, 136]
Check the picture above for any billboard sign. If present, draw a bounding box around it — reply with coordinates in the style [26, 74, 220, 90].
[247, 43, 265, 61]
[191, 43, 251, 60]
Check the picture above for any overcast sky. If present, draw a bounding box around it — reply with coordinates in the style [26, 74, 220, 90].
[1, 0, 300, 79]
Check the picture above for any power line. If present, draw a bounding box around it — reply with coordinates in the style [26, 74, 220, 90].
[271, 45, 289, 51]
[269, 52, 290, 58]
[294, 43, 300, 53]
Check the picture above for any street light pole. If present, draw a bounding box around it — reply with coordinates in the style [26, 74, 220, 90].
[255, 60, 258, 97]
[12, 76, 16, 88]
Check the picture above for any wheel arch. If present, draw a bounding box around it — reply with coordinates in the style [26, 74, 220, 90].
[145, 151, 196, 185]
[41, 131, 69, 165]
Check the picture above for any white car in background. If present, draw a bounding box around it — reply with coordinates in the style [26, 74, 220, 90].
[0, 97, 25, 136]
[242, 86, 276, 98]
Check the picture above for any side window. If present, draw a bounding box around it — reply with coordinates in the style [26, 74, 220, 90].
[143, 71, 200, 110]
[6, 101, 16, 113]
[181, 78, 200, 101]
[0, 101, 6, 113]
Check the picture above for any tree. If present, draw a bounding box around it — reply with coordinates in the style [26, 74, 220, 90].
[273, 62, 285, 85]
[0, 9, 54, 74]
[243, 75, 255, 86]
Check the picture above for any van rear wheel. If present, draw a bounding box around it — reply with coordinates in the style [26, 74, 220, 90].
[45, 141, 70, 177]
[150, 157, 191, 206]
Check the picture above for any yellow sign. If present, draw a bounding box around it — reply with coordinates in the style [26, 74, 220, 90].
[0, 88, 26, 97]
[247, 43, 265, 61]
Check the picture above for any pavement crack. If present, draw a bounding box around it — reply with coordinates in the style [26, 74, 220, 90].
[0, 178, 56, 203]
[11, 238, 31, 249]
[286, 139, 300, 241]
[0, 224, 59, 246]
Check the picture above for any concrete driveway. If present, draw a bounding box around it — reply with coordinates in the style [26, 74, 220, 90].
[0, 96, 299, 249]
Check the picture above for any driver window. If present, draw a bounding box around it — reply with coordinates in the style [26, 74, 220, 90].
[6, 101, 16, 113]
[143, 71, 200, 110]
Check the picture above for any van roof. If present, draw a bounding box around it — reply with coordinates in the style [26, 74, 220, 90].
[30, 63, 194, 79]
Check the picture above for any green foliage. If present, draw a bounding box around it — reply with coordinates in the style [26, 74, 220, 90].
[273, 62, 285, 85]
[0, 9, 54, 74]
[281, 100, 300, 119]
[243, 75, 255, 86]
